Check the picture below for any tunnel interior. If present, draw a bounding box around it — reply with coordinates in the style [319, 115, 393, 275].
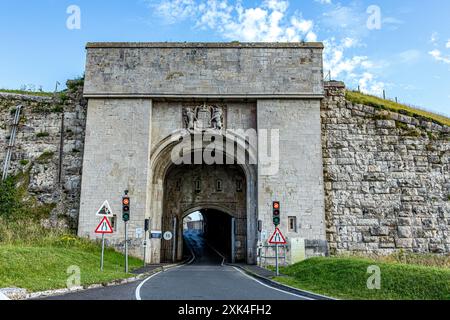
[183, 209, 233, 262]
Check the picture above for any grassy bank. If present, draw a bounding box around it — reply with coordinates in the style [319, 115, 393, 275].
[0, 174, 142, 293]
[345, 90, 450, 127]
[0, 88, 54, 97]
[274, 257, 450, 300]
[0, 238, 142, 292]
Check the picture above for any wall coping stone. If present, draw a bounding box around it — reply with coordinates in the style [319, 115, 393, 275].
[0, 92, 53, 102]
[86, 42, 324, 49]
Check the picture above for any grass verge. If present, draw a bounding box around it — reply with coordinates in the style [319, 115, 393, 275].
[273, 257, 450, 300]
[0, 89, 54, 97]
[345, 90, 450, 127]
[0, 236, 142, 292]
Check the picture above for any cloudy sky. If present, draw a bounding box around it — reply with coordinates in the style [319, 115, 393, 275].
[0, 0, 449, 116]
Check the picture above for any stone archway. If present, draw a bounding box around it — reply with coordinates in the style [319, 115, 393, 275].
[149, 130, 258, 264]
[162, 164, 247, 262]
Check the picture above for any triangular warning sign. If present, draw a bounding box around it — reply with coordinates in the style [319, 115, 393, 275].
[95, 217, 114, 234]
[96, 200, 113, 217]
[269, 227, 287, 244]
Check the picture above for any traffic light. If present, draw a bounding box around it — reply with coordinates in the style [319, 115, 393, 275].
[272, 201, 280, 226]
[122, 195, 130, 222]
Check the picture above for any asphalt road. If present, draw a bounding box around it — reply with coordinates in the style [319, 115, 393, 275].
[42, 231, 307, 300]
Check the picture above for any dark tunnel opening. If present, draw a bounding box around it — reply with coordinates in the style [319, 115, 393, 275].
[183, 209, 233, 262]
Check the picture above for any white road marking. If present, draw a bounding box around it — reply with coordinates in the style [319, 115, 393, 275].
[135, 243, 196, 300]
[136, 237, 311, 301]
[206, 243, 225, 266]
[232, 266, 314, 300]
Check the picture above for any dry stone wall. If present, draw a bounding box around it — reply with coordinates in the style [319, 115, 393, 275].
[0, 82, 87, 229]
[322, 82, 450, 255]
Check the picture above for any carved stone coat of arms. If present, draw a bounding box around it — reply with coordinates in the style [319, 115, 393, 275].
[183, 104, 224, 132]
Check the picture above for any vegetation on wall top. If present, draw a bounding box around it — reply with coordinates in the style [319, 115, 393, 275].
[345, 90, 450, 127]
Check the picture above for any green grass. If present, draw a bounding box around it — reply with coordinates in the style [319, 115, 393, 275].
[346, 90, 450, 127]
[273, 257, 450, 300]
[0, 89, 54, 97]
[0, 240, 142, 292]
[0, 170, 142, 293]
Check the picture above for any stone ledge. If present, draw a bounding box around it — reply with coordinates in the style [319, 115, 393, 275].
[86, 42, 325, 49]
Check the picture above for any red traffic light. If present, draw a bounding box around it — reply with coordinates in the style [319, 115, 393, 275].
[122, 197, 130, 206]
[273, 201, 280, 209]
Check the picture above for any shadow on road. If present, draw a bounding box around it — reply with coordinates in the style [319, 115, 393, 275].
[183, 230, 224, 265]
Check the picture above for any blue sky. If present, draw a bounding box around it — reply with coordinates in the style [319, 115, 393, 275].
[0, 0, 449, 116]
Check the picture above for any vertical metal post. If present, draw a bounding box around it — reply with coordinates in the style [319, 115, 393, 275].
[125, 221, 129, 273]
[101, 233, 105, 271]
[275, 244, 279, 276]
[143, 237, 147, 268]
[57, 112, 65, 184]
[231, 217, 236, 264]
[172, 217, 177, 263]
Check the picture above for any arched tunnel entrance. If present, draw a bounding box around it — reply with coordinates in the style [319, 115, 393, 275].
[182, 209, 235, 262]
[161, 164, 248, 263]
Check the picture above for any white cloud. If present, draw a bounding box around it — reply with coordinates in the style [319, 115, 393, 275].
[429, 49, 450, 64]
[150, 0, 386, 95]
[151, 0, 197, 24]
[446, 40, 450, 49]
[323, 37, 385, 95]
[358, 72, 385, 95]
[430, 32, 439, 45]
[150, 0, 316, 42]
[397, 49, 421, 64]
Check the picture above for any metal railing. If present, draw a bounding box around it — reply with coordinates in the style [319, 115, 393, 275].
[257, 244, 288, 268]
[2, 105, 22, 181]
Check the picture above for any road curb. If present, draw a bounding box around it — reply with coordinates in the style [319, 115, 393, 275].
[17, 261, 188, 300]
[229, 264, 336, 301]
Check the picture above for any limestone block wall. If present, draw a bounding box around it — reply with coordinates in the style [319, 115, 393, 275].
[0, 84, 86, 228]
[322, 83, 450, 254]
[77, 98, 152, 258]
[84, 43, 324, 98]
[257, 99, 328, 257]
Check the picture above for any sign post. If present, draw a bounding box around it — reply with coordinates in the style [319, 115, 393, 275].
[269, 227, 287, 276]
[95, 216, 114, 271]
[172, 217, 177, 263]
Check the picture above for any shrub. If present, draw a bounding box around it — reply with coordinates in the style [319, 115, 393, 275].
[36, 132, 50, 138]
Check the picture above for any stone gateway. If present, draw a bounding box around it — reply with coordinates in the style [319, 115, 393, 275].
[78, 42, 327, 264]
[63, 42, 449, 264]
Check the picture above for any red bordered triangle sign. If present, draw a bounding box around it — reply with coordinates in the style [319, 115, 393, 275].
[95, 217, 114, 234]
[269, 227, 287, 244]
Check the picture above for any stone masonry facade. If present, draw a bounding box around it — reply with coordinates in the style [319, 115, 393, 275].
[322, 82, 450, 254]
[1, 43, 449, 260]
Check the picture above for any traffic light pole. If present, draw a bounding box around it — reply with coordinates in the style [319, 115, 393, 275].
[275, 243, 279, 276]
[125, 221, 128, 273]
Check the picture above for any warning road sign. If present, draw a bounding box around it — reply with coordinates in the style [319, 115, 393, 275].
[269, 227, 286, 244]
[96, 200, 113, 217]
[95, 217, 114, 234]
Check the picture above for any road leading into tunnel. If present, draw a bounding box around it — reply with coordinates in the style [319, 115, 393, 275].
[135, 230, 307, 300]
[39, 230, 310, 300]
